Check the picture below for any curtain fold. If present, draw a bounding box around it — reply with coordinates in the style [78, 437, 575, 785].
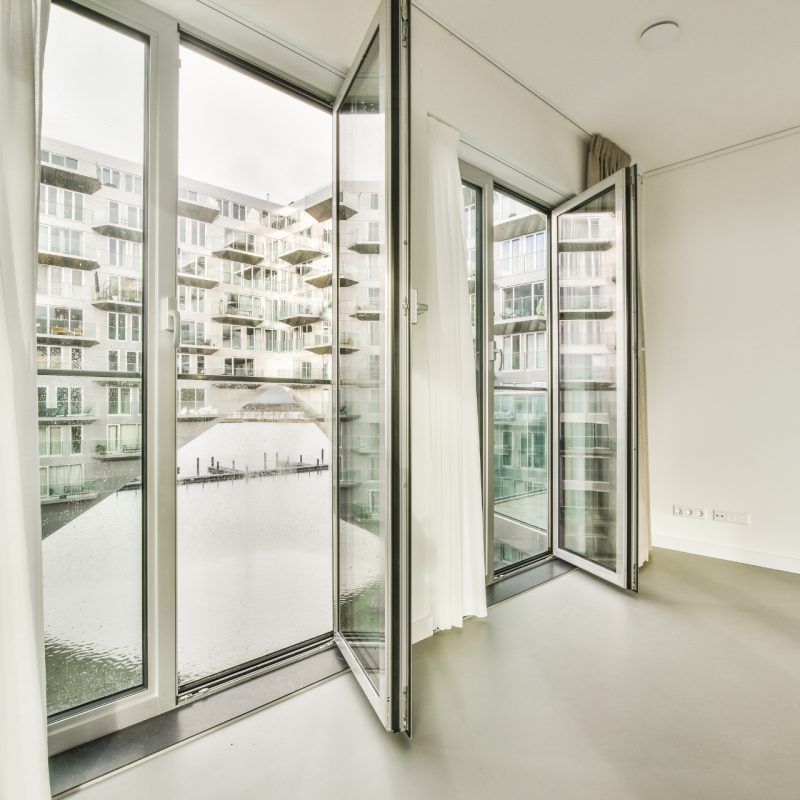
[422, 117, 487, 630]
[586, 133, 631, 187]
[585, 133, 652, 567]
[0, 0, 52, 797]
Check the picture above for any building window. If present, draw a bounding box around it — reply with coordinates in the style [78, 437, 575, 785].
[218, 198, 247, 220]
[179, 217, 206, 247]
[70, 426, 82, 455]
[39, 426, 63, 456]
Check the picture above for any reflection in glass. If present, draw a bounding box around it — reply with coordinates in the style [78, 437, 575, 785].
[557, 187, 618, 568]
[176, 48, 333, 686]
[490, 189, 549, 571]
[38, 6, 146, 716]
[337, 35, 386, 692]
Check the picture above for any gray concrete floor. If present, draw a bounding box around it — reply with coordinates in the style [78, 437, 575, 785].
[72, 549, 800, 800]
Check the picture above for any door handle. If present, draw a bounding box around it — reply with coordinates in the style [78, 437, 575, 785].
[491, 341, 503, 371]
[162, 297, 181, 348]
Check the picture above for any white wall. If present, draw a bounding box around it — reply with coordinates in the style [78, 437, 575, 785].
[643, 132, 800, 574]
[409, 11, 587, 640]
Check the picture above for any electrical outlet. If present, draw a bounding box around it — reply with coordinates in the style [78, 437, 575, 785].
[712, 509, 751, 525]
[673, 505, 706, 519]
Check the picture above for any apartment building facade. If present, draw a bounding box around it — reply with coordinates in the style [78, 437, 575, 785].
[37, 136, 383, 537]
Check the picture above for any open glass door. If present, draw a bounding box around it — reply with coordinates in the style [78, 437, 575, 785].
[333, 0, 411, 733]
[551, 167, 638, 590]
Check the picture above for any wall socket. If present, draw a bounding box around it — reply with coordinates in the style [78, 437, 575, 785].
[712, 509, 751, 525]
[673, 505, 706, 520]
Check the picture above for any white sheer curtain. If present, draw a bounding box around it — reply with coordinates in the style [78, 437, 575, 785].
[0, 0, 52, 796]
[420, 117, 487, 630]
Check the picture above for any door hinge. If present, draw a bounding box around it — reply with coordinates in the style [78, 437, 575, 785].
[400, 0, 409, 48]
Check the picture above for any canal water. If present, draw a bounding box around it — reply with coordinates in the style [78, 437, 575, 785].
[43, 420, 333, 715]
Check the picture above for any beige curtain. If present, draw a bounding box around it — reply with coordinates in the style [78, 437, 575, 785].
[586, 133, 631, 185]
[586, 134, 651, 568]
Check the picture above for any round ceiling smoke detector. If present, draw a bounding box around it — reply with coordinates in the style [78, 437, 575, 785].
[639, 20, 680, 49]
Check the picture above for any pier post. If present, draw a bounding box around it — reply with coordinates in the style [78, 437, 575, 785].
[196, 457, 200, 476]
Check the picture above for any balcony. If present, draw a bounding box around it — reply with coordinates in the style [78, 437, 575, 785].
[176, 400, 219, 422]
[351, 302, 380, 322]
[39, 201, 87, 224]
[212, 299, 264, 327]
[558, 215, 616, 250]
[279, 301, 323, 328]
[276, 234, 328, 266]
[93, 442, 142, 461]
[338, 404, 361, 422]
[38, 403, 96, 424]
[92, 209, 143, 243]
[36, 319, 99, 347]
[40, 154, 101, 195]
[300, 187, 359, 223]
[559, 368, 615, 390]
[493, 297, 546, 336]
[178, 189, 220, 223]
[178, 253, 220, 288]
[211, 364, 267, 389]
[304, 333, 359, 356]
[353, 436, 380, 455]
[40, 479, 98, 505]
[92, 283, 142, 312]
[338, 469, 363, 489]
[38, 244, 100, 272]
[212, 234, 265, 265]
[495, 253, 547, 279]
[304, 262, 358, 290]
[345, 222, 381, 255]
[37, 352, 85, 372]
[177, 335, 218, 355]
[558, 293, 614, 320]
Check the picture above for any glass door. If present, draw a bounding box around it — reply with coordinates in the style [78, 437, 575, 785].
[490, 189, 550, 573]
[333, 0, 411, 733]
[551, 167, 638, 590]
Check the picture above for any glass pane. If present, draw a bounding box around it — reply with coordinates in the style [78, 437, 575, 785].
[491, 189, 549, 571]
[337, 34, 386, 692]
[38, 6, 146, 716]
[176, 47, 333, 687]
[557, 186, 618, 569]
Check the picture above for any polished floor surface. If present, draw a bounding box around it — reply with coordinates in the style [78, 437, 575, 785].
[72, 549, 800, 800]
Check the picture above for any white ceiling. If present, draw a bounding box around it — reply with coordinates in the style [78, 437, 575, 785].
[168, 0, 800, 170]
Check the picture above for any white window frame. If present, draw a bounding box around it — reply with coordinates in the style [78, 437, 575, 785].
[45, 0, 179, 756]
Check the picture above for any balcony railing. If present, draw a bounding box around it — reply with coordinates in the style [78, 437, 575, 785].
[179, 334, 217, 349]
[500, 296, 545, 320]
[496, 253, 546, 277]
[38, 403, 95, 419]
[176, 399, 219, 417]
[36, 319, 97, 339]
[216, 300, 263, 321]
[36, 353, 84, 371]
[559, 292, 613, 312]
[94, 285, 143, 305]
[354, 436, 380, 454]
[275, 234, 329, 262]
[39, 201, 86, 223]
[92, 208, 143, 233]
[212, 234, 266, 256]
[40, 479, 97, 500]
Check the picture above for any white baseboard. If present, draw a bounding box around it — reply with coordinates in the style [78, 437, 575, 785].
[411, 615, 434, 644]
[653, 535, 800, 575]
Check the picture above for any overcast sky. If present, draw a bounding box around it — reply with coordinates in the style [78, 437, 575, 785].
[42, 4, 333, 206]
